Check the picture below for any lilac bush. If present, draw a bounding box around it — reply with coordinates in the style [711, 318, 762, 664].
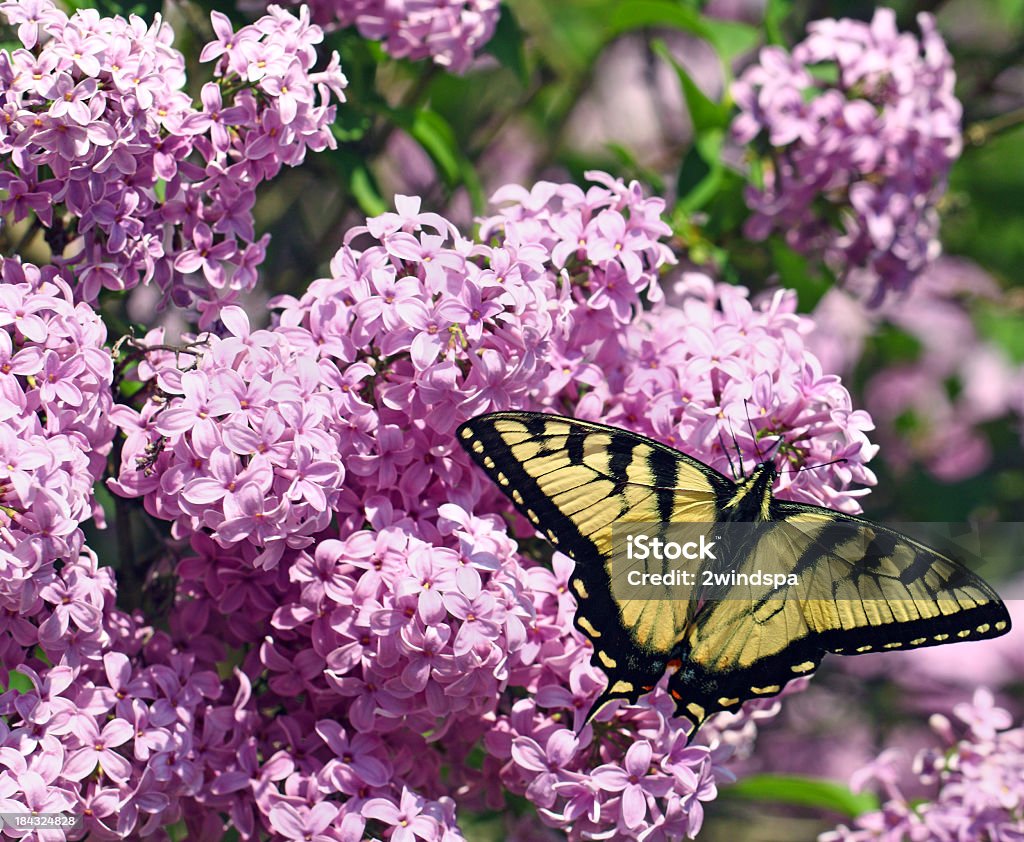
[0, 164, 879, 839]
[0, 261, 114, 635]
[732, 9, 961, 303]
[0, 263, 226, 833]
[83, 172, 874, 839]
[0, 1, 1015, 839]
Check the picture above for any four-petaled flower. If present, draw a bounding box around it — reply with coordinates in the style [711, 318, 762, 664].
[362, 787, 440, 842]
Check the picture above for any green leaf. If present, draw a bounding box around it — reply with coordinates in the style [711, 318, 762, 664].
[326, 140, 386, 217]
[993, 0, 1024, 26]
[769, 238, 830, 311]
[610, 1, 702, 33]
[118, 379, 145, 398]
[977, 304, 1024, 364]
[393, 108, 462, 185]
[330, 28, 384, 102]
[538, 4, 607, 74]
[485, 4, 529, 86]
[763, 0, 792, 46]
[699, 168, 749, 237]
[609, 1, 759, 62]
[943, 127, 1024, 279]
[748, 152, 764, 191]
[652, 40, 730, 133]
[723, 774, 880, 817]
[349, 164, 387, 218]
[697, 16, 761, 62]
[807, 62, 840, 85]
[332, 109, 373, 144]
[676, 130, 725, 213]
[330, 147, 387, 218]
[1, 670, 33, 694]
[389, 107, 485, 211]
[872, 323, 923, 364]
[677, 145, 713, 206]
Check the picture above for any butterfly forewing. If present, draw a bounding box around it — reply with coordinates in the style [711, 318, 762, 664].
[457, 412, 730, 708]
[673, 505, 1012, 727]
[773, 505, 1010, 648]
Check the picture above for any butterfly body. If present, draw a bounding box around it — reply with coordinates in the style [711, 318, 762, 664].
[721, 461, 776, 522]
[457, 412, 1011, 730]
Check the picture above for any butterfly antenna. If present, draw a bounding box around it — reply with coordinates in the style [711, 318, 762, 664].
[765, 433, 785, 461]
[717, 430, 739, 481]
[744, 399, 764, 462]
[730, 425, 745, 478]
[777, 457, 849, 474]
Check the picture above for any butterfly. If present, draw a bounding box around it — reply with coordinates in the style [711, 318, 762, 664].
[457, 411, 1012, 731]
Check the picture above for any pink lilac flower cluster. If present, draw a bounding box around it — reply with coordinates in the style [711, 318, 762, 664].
[108, 310, 351, 571]
[0, 259, 252, 838]
[95, 175, 877, 839]
[262, 0, 501, 72]
[585, 275, 879, 512]
[479, 184, 878, 512]
[732, 8, 961, 303]
[110, 174, 677, 568]
[0, 0, 346, 324]
[0, 259, 114, 626]
[822, 688, 1024, 842]
[0, 538, 246, 839]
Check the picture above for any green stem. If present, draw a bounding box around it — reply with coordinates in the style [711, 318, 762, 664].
[964, 107, 1024, 147]
[110, 430, 141, 612]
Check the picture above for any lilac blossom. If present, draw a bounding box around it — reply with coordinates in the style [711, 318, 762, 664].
[732, 9, 961, 302]
[262, 0, 502, 72]
[0, 0, 346, 322]
[0, 261, 114, 615]
[823, 689, 1024, 842]
[594, 273, 879, 511]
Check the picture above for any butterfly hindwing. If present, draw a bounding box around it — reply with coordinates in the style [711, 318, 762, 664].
[457, 412, 733, 710]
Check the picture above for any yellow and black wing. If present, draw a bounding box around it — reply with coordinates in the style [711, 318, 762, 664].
[673, 504, 1012, 728]
[457, 411, 734, 713]
[458, 411, 1012, 731]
